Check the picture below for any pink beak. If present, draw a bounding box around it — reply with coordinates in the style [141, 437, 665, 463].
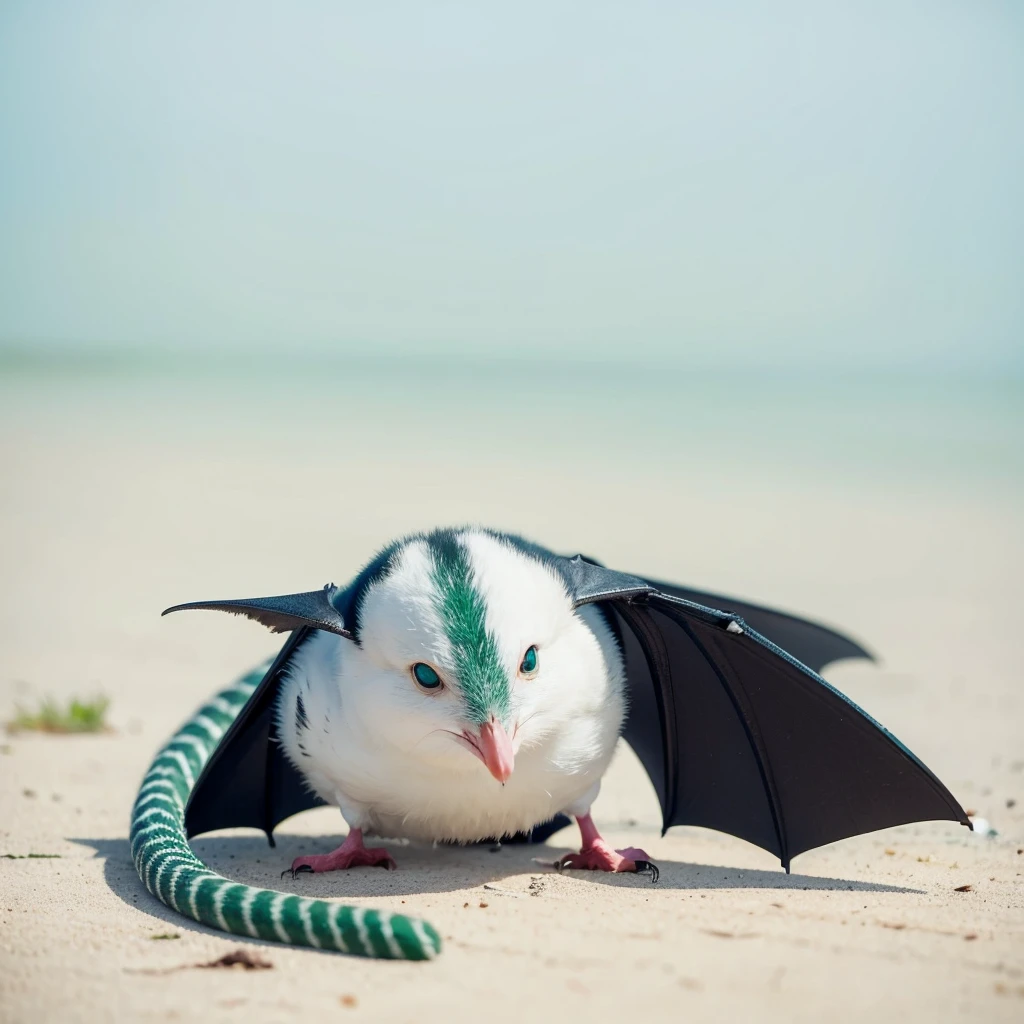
[472, 719, 515, 783]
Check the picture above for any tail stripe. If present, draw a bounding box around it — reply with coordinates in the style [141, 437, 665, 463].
[130, 669, 441, 960]
[378, 912, 403, 960]
[190, 714, 226, 743]
[325, 901, 350, 953]
[155, 749, 195, 789]
[296, 898, 321, 949]
[239, 885, 259, 938]
[137, 778, 183, 800]
[351, 906, 373, 957]
[166, 863, 190, 912]
[212, 882, 232, 931]
[207, 696, 244, 717]
[133, 792, 183, 815]
[411, 917, 439, 958]
[268, 892, 291, 944]
[167, 734, 209, 761]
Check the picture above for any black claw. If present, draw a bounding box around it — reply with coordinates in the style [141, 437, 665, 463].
[282, 863, 314, 879]
[634, 860, 660, 883]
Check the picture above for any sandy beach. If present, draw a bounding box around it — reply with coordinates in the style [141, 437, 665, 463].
[3, 3, 1022, 1018]
[1, 364, 1021, 1022]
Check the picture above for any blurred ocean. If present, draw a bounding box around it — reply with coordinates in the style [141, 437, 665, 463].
[1, 349, 1021, 501]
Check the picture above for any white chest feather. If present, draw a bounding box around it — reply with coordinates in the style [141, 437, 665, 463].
[276, 601, 625, 843]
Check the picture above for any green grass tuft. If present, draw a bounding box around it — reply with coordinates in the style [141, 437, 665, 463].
[7, 696, 110, 735]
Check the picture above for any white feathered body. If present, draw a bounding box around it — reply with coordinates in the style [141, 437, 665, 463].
[275, 530, 626, 842]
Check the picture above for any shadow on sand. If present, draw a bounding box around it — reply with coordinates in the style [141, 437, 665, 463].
[72, 831, 922, 946]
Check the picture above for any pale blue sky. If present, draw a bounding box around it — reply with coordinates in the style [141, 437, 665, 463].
[1, 2, 1021, 368]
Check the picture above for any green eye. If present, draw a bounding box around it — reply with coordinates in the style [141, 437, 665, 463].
[412, 663, 442, 690]
[520, 645, 538, 675]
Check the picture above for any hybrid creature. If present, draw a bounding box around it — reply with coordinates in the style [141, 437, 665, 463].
[131, 527, 968, 960]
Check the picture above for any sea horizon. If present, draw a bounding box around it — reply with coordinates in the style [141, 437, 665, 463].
[2, 343, 1021, 504]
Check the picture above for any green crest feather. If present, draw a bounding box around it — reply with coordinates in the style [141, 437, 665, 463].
[427, 531, 510, 724]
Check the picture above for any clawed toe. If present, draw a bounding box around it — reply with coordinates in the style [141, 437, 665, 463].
[281, 863, 315, 879]
[633, 859, 660, 883]
[285, 859, 320, 878]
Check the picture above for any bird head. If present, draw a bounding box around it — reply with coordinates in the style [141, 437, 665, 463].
[343, 529, 619, 783]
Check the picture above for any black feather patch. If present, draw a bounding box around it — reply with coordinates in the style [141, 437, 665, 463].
[340, 541, 402, 642]
[295, 692, 309, 733]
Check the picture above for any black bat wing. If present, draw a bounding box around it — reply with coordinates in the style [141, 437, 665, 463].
[639, 579, 874, 672]
[183, 629, 327, 843]
[557, 556, 969, 869]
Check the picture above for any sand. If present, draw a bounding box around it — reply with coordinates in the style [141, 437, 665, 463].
[1, 374, 1022, 1022]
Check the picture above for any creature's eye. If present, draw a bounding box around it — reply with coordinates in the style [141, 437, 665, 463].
[411, 662, 443, 691]
[519, 645, 539, 676]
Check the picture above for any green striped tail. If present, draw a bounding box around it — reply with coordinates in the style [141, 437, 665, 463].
[129, 665, 441, 960]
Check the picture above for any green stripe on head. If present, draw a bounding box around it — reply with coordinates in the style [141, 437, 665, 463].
[426, 530, 509, 725]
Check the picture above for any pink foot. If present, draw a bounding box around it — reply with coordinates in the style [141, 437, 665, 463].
[558, 839, 656, 876]
[556, 814, 660, 881]
[285, 828, 396, 876]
